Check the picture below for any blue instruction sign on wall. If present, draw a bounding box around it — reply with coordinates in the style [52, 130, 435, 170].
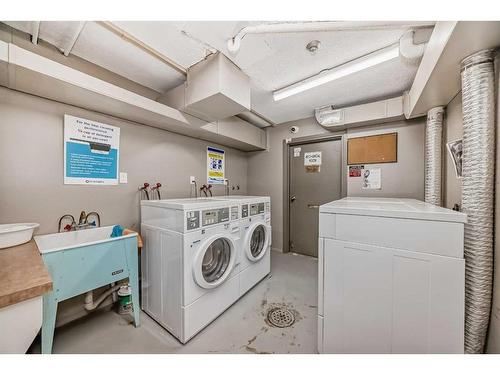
[64, 115, 120, 185]
[207, 147, 225, 185]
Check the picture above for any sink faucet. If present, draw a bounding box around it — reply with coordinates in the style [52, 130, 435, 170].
[78, 211, 87, 226]
[58, 214, 75, 233]
[86, 212, 101, 228]
[58, 211, 101, 232]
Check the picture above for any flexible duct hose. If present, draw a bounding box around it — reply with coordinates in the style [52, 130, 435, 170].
[424, 106, 444, 206]
[461, 49, 496, 354]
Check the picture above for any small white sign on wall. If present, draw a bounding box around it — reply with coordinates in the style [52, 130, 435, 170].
[304, 151, 322, 166]
[293, 147, 301, 157]
[362, 168, 381, 190]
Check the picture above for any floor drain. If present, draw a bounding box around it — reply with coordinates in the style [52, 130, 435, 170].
[266, 307, 295, 328]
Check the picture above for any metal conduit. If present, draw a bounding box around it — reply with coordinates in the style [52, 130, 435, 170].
[461, 49, 496, 354]
[424, 106, 444, 206]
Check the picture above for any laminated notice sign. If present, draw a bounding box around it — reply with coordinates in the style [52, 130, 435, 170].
[304, 151, 322, 166]
[349, 165, 364, 177]
[207, 147, 225, 185]
[362, 168, 381, 189]
[64, 115, 120, 185]
[304, 151, 322, 173]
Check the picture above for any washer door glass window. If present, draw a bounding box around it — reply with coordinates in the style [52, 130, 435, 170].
[250, 225, 267, 258]
[202, 238, 232, 283]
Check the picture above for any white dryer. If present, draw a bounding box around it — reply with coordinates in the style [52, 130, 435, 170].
[211, 196, 271, 296]
[140, 198, 241, 343]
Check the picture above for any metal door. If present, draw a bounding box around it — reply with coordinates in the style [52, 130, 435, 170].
[289, 138, 343, 257]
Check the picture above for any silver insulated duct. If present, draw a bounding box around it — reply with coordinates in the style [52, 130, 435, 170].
[424, 106, 444, 206]
[461, 49, 496, 354]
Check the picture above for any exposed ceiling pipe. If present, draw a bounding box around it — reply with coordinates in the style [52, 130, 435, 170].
[227, 21, 435, 53]
[61, 21, 86, 57]
[399, 30, 427, 65]
[31, 21, 40, 45]
[97, 21, 187, 76]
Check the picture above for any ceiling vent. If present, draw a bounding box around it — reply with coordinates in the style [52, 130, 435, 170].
[180, 52, 251, 122]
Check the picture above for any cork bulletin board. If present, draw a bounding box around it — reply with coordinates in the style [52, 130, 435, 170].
[347, 132, 398, 165]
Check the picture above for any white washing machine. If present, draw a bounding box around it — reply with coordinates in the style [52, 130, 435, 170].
[210, 196, 271, 296]
[140, 198, 241, 343]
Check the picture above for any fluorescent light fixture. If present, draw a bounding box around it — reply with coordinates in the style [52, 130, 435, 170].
[273, 44, 400, 101]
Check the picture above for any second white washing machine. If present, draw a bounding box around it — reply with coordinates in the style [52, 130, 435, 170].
[211, 196, 271, 296]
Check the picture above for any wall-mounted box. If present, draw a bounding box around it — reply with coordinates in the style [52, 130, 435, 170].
[185, 53, 251, 121]
[317, 96, 406, 131]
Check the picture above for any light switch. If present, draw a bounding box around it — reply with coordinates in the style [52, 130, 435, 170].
[119, 172, 128, 184]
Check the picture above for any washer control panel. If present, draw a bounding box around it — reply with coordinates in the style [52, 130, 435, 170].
[241, 204, 249, 218]
[231, 206, 239, 220]
[202, 207, 230, 227]
[186, 211, 200, 230]
[250, 202, 265, 216]
[219, 207, 230, 223]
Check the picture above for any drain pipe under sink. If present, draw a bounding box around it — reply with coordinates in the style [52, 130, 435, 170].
[84, 285, 121, 311]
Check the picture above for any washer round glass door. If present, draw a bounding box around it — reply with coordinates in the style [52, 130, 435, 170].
[193, 236, 235, 289]
[245, 222, 270, 262]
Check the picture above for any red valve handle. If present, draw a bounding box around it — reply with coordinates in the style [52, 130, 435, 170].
[143, 182, 150, 189]
[156, 182, 162, 188]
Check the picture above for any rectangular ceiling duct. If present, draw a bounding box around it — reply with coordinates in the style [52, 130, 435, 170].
[184, 52, 251, 122]
[315, 96, 406, 130]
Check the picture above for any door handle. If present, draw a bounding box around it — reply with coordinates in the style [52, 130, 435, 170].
[307, 204, 319, 209]
[290, 195, 296, 202]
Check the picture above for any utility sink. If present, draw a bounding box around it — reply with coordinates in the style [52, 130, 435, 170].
[34, 226, 140, 354]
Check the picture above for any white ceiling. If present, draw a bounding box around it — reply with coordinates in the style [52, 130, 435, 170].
[2, 21, 434, 125]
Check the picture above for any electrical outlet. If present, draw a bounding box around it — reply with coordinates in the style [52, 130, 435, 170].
[190, 176, 196, 184]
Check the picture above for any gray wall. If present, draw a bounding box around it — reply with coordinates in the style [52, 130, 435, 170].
[0, 88, 248, 235]
[443, 92, 463, 210]
[247, 116, 426, 252]
[346, 120, 425, 199]
[0, 87, 248, 326]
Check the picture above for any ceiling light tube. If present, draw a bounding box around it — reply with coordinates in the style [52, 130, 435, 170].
[273, 44, 400, 101]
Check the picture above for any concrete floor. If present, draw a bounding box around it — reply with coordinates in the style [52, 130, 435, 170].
[31, 251, 318, 354]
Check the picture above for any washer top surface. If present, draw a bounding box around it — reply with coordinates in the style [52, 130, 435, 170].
[210, 195, 270, 202]
[320, 197, 467, 223]
[141, 198, 235, 210]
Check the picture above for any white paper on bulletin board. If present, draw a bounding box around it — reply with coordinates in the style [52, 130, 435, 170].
[362, 168, 381, 190]
[64, 115, 120, 185]
[207, 146, 225, 185]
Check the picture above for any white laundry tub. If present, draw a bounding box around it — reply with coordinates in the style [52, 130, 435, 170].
[0, 223, 39, 249]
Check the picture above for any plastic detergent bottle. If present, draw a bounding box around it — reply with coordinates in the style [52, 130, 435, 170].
[117, 284, 133, 314]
